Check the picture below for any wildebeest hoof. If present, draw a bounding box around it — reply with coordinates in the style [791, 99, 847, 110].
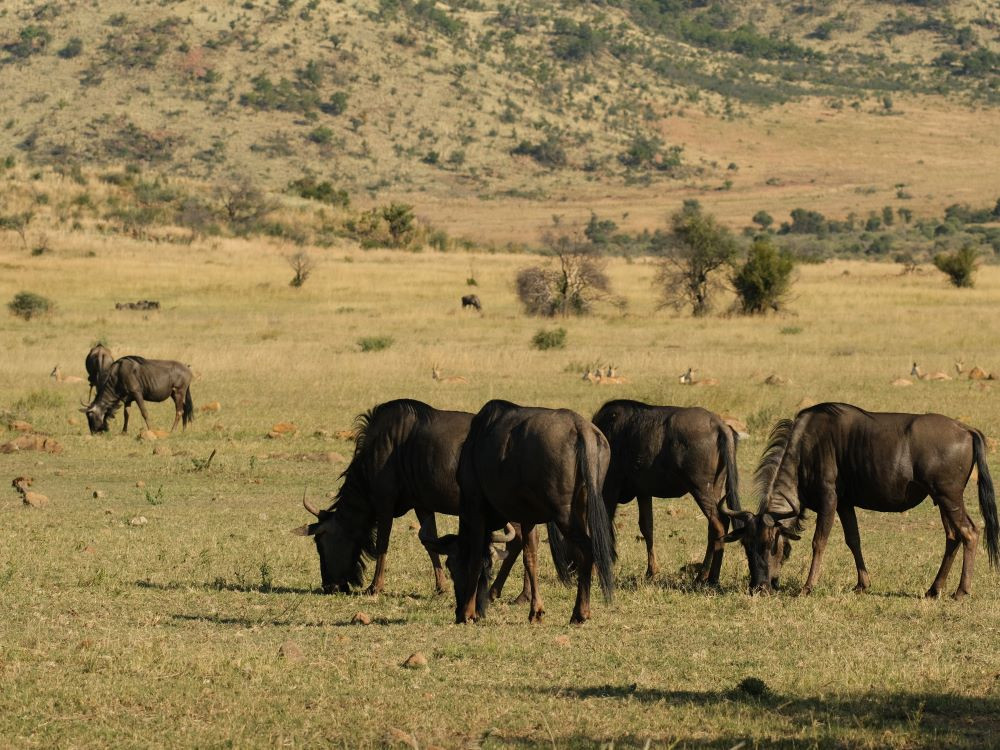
[569, 612, 589, 625]
[951, 589, 969, 601]
[924, 588, 940, 599]
[511, 591, 530, 605]
[528, 609, 544, 623]
[797, 586, 813, 596]
[363, 586, 380, 597]
[644, 568, 657, 579]
[852, 584, 868, 594]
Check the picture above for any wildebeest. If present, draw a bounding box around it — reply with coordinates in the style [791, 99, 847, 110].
[720, 402, 998, 598]
[592, 400, 742, 584]
[461, 294, 481, 311]
[421, 400, 614, 624]
[82, 356, 194, 434]
[292, 399, 526, 597]
[85, 344, 114, 400]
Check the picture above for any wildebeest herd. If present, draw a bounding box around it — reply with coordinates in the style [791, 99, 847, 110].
[70, 345, 998, 623]
[292, 396, 998, 624]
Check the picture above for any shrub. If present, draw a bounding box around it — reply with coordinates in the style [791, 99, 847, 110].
[58, 37, 84, 59]
[286, 251, 315, 287]
[516, 236, 610, 317]
[730, 237, 794, 314]
[933, 245, 979, 288]
[289, 177, 349, 207]
[382, 203, 415, 246]
[321, 91, 349, 116]
[511, 134, 567, 168]
[8, 291, 53, 321]
[5, 26, 51, 59]
[358, 336, 393, 352]
[531, 327, 567, 350]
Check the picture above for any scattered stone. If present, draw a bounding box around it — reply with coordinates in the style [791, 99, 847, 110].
[334, 429, 357, 441]
[271, 422, 297, 435]
[351, 611, 372, 626]
[278, 640, 303, 662]
[93, 490, 106, 499]
[22, 491, 49, 508]
[408, 521, 420, 530]
[67, 417, 79, 426]
[82, 545, 96, 554]
[266, 431, 282, 440]
[152, 445, 172, 456]
[136, 481, 145, 488]
[138, 430, 157, 442]
[12, 476, 32, 491]
[129, 516, 148, 526]
[200, 401, 222, 413]
[1, 434, 62, 454]
[554, 635, 570, 647]
[313, 429, 330, 438]
[402, 651, 428, 669]
[890, 378, 913, 387]
[763, 373, 789, 386]
[9, 420, 32, 432]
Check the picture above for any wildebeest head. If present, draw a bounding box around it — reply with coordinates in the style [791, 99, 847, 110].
[719, 500, 799, 593]
[80, 400, 114, 434]
[293, 496, 368, 593]
[419, 523, 513, 619]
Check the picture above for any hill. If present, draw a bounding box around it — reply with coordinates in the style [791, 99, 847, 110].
[1, 0, 999, 241]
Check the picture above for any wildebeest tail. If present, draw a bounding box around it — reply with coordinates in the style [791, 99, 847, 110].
[546, 522, 575, 585]
[579, 430, 615, 602]
[717, 424, 741, 515]
[183, 388, 194, 426]
[972, 430, 999, 569]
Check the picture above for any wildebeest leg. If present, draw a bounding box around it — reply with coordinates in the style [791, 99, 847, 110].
[801, 497, 837, 595]
[693, 491, 727, 585]
[926, 503, 961, 599]
[488, 527, 530, 604]
[170, 387, 184, 432]
[522, 523, 545, 623]
[364, 515, 393, 596]
[457, 513, 486, 623]
[637, 496, 657, 578]
[121, 398, 132, 433]
[416, 510, 447, 595]
[837, 505, 870, 592]
[132, 394, 153, 432]
[940, 493, 979, 600]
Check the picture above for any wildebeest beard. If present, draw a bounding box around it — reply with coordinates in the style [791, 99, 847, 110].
[312, 470, 378, 592]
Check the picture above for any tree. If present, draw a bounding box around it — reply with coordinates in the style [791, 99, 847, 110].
[752, 210, 773, 231]
[933, 244, 979, 288]
[655, 201, 737, 316]
[516, 234, 610, 317]
[286, 252, 315, 287]
[730, 237, 794, 314]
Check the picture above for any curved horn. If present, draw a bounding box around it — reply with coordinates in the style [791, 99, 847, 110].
[763, 507, 798, 525]
[717, 497, 754, 523]
[491, 523, 516, 543]
[302, 490, 321, 518]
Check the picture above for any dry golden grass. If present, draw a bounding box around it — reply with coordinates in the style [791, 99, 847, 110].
[2, 231, 1000, 746]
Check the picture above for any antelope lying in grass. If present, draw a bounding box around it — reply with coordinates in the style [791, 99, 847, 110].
[50, 365, 85, 384]
[911, 362, 951, 381]
[955, 360, 995, 380]
[679, 367, 718, 386]
[582, 365, 626, 385]
[432, 364, 468, 384]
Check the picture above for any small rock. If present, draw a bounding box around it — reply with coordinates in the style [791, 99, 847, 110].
[763, 373, 789, 386]
[271, 422, 297, 435]
[67, 417, 79, 426]
[93, 490, 106, 499]
[402, 651, 428, 669]
[334, 429, 357, 441]
[11, 476, 32, 491]
[278, 640, 303, 661]
[129, 516, 148, 526]
[408, 521, 420, 530]
[351, 611, 372, 626]
[554, 635, 570, 647]
[9, 420, 32, 432]
[323, 451, 346, 463]
[152, 445, 171, 456]
[313, 429, 330, 438]
[22, 491, 49, 508]
[266, 431, 282, 440]
[135, 481, 145, 488]
[200, 401, 222, 413]
[138, 430, 157, 442]
[82, 545, 96, 554]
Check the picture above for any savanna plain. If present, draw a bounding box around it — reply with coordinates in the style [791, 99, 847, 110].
[2, 239, 999, 748]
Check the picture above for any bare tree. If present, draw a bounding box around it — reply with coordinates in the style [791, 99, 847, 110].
[516, 233, 610, 317]
[215, 178, 277, 232]
[286, 251, 315, 287]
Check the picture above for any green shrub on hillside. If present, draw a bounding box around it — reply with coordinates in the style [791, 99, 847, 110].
[933, 245, 979, 288]
[8, 291, 53, 321]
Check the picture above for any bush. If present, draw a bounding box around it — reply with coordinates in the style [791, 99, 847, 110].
[286, 251, 315, 287]
[933, 245, 979, 288]
[517, 236, 610, 317]
[358, 336, 393, 352]
[58, 37, 84, 59]
[511, 134, 567, 168]
[8, 291, 53, 321]
[531, 328, 567, 350]
[288, 177, 349, 207]
[730, 238, 794, 314]
[321, 91, 349, 116]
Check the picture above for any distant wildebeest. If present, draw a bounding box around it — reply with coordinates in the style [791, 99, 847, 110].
[293, 399, 526, 597]
[82, 356, 194, 434]
[421, 400, 615, 624]
[720, 402, 998, 598]
[461, 294, 481, 311]
[115, 300, 160, 311]
[592, 400, 742, 584]
[85, 344, 114, 400]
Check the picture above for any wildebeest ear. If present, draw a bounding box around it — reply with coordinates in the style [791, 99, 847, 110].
[722, 527, 747, 543]
[291, 522, 324, 536]
[421, 532, 459, 556]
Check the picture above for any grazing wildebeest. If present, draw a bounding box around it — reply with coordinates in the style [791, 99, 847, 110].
[292, 399, 526, 597]
[461, 294, 481, 311]
[421, 400, 614, 624]
[592, 400, 742, 584]
[82, 356, 194, 434]
[85, 344, 114, 400]
[720, 402, 998, 598]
